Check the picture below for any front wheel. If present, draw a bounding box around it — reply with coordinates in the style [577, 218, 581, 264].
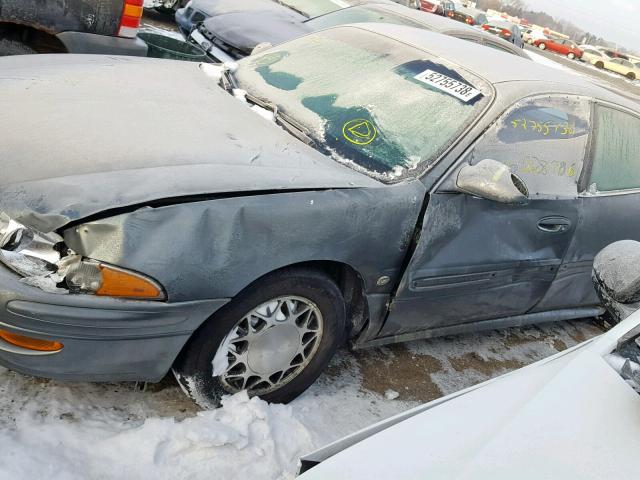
[173, 269, 346, 408]
[595, 61, 604, 69]
[627, 72, 636, 80]
[567, 52, 576, 60]
[538, 43, 547, 50]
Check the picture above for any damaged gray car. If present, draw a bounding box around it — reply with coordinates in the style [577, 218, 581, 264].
[1, 24, 639, 407]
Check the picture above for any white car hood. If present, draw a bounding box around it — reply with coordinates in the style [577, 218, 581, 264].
[300, 313, 640, 479]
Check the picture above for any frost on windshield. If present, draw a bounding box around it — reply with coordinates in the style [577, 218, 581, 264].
[234, 28, 491, 180]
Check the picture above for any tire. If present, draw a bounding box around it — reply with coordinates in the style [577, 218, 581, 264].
[567, 52, 575, 60]
[595, 61, 604, 69]
[173, 268, 346, 408]
[0, 38, 36, 56]
[538, 43, 546, 50]
[627, 72, 636, 80]
[527, 39, 534, 45]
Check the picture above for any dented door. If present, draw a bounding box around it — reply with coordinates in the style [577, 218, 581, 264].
[382, 96, 593, 336]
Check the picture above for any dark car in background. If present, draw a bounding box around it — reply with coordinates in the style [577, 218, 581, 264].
[175, 0, 389, 36]
[447, 6, 487, 26]
[0, 0, 147, 56]
[482, 20, 523, 48]
[190, 2, 529, 62]
[420, 0, 456, 15]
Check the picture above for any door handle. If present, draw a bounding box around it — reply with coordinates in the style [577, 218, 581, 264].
[537, 216, 571, 233]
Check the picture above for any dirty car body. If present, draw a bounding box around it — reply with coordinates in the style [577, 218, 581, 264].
[1, 25, 639, 404]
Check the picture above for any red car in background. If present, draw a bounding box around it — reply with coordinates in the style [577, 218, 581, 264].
[420, 0, 456, 16]
[533, 37, 583, 60]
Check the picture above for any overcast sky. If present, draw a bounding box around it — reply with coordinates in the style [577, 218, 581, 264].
[526, 0, 638, 49]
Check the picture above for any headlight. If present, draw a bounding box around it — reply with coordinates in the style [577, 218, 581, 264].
[0, 213, 165, 300]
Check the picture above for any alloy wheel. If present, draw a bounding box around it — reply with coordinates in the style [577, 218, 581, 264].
[217, 296, 324, 396]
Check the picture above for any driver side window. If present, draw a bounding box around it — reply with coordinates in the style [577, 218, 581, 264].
[467, 96, 592, 197]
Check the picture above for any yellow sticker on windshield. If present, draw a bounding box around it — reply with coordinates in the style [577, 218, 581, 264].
[343, 119, 377, 146]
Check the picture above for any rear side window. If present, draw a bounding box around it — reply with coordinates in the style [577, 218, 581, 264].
[588, 106, 640, 193]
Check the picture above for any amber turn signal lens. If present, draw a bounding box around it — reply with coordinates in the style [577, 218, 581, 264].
[95, 264, 165, 300]
[0, 330, 63, 352]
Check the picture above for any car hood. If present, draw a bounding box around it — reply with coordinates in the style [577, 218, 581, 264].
[201, 9, 310, 53]
[0, 55, 378, 232]
[300, 312, 640, 479]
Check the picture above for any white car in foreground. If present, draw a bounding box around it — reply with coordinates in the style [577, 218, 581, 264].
[299, 241, 640, 479]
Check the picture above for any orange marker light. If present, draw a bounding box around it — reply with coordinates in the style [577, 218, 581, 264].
[0, 330, 63, 352]
[95, 264, 165, 300]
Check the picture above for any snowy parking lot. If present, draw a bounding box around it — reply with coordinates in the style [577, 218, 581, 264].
[0, 318, 602, 479]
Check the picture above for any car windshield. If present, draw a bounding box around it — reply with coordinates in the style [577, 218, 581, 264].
[234, 28, 492, 180]
[277, 0, 352, 18]
[305, 5, 426, 30]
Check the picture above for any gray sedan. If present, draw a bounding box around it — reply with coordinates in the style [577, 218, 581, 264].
[1, 24, 638, 407]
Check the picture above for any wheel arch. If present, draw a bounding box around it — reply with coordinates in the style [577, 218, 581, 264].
[173, 260, 370, 369]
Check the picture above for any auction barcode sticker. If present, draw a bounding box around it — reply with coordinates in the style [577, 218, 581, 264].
[414, 69, 482, 103]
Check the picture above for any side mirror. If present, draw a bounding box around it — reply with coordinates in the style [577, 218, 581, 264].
[456, 159, 529, 204]
[251, 42, 273, 55]
[593, 240, 640, 305]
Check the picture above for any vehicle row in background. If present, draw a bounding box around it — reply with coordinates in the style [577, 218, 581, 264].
[185, 2, 529, 63]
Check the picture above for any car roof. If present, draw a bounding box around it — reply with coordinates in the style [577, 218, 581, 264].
[333, 24, 639, 110]
[362, 3, 527, 57]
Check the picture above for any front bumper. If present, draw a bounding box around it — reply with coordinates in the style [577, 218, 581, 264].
[56, 31, 149, 57]
[0, 266, 228, 382]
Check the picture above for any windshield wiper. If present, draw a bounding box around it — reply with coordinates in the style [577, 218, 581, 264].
[274, 0, 310, 18]
[244, 92, 315, 146]
[220, 66, 238, 93]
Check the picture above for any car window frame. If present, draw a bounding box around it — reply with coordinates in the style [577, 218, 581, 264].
[578, 101, 640, 197]
[430, 93, 595, 198]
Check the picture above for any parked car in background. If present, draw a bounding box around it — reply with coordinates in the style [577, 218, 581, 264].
[298, 245, 640, 478]
[447, 6, 487, 26]
[419, 0, 456, 15]
[534, 37, 583, 60]
[580, 46, 611, 66]
[190, 2, 530, 62]
[598, 57, 640, 80]
[2, 24, 639, 408]
[0, 0, 147, 56]
[392, 0, 420, 8]
[522, 28, 547, 44]
[482, 20, 523, 48]
[175, 0, 390, 36]
[145, 0, 190, 14]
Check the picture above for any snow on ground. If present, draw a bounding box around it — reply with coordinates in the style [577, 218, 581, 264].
[0, 320, 603, 480]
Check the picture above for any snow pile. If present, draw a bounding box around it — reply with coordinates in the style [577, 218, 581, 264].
[0, 391, 314, 480]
